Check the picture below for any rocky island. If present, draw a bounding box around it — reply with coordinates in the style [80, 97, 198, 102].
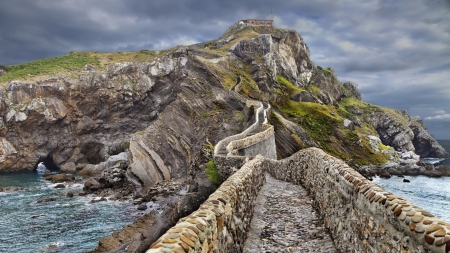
[0, 22, 448, 252]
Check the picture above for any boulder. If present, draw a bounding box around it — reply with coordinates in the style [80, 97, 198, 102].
[136, 203, 147, 210]
[436, 166, 450, 176]
[89, 197, 107, 204]
[54, 184, 65, 189]
[78, 152, 128, 178]
[100, 160, 127, 188]
[343, 119, 355, 130]
[78, 164, 100, 177]
[350, 116, 362, 127]
[44, 174, 74, 183]
[36, 197, 57, 203]
[291, 91, 316, 102]
[422, 170, 442, 178]
[403, 167, 421, 176]
[83, 178, 105, 192]
[60, 162, 76, 173]
[378, 170, 391, 178]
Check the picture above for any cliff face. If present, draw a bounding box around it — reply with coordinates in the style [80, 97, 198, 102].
[0, 23, 447, 177]
[365, 108, 448, 158]
[0, 58, 182, 172]
[1, 22, 448, 252]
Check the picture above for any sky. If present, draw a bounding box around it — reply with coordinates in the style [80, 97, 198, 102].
[0, 0, 449, 139]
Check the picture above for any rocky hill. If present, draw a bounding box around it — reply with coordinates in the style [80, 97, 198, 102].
[0, 22, 448, 251]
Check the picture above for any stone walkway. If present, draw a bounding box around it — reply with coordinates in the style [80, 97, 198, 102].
[243, 173, 337, 253]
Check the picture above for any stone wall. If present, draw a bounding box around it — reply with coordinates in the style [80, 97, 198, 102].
[214, 102, 275, 179]
[146, 157, 265, 253]
[262, 147, 450, 253]
[213, 155, 249, 181]
[226, 124, 276, 159]
[237, 133, 276, 160]
[146, 146, 450, 253]
[213, 103, 263, 156]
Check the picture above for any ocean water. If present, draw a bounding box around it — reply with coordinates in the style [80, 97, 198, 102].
[373, 140, 450, 222]
[0, 171, 137, 253]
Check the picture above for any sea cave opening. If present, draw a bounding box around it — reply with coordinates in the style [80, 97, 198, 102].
[33, 155, 60, 172]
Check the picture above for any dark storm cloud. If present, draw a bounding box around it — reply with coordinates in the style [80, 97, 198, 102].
[0, 0, 449, 138]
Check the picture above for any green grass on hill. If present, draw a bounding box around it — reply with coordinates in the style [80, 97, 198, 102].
[0, 50, 163, 85]
[0, 52, 98, 84]
[274, 80, 389, 166]
[277, 75, 303, 95]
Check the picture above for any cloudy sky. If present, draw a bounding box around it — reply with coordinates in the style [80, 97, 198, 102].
[1, 0, 449, 139]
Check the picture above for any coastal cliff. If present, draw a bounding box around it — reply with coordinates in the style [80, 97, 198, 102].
[0, 22, 448, 251]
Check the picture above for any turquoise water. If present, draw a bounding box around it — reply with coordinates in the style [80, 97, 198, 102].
[0, 172, 137, 253]
[373, 140, 450, 222]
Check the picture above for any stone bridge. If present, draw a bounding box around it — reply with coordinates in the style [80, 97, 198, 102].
[146, 102, 450, 253]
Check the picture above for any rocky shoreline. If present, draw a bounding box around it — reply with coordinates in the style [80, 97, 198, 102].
[359, 163, 450, 180]
[34, 164, 215, 252]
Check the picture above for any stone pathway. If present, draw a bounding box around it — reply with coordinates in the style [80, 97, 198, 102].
[243, 173, 337, 253]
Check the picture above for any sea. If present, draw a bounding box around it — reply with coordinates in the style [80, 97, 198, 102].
[0, 167, 139, 253]
[373, 140, 450, 222]
[1, 142, 449, 252]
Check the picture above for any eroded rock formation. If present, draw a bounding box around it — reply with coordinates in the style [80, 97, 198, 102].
[1, 22, 448, 252]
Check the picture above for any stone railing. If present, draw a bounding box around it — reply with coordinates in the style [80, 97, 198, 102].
[147, 149, 450, 252]
[263, 104, 270, 124]
[146, 157, 265, 253]
[213, 102, 275, 178]
[226, 124, 275, 159]
[261, 147, 450, 253]
[225, 103, 272, 156]
[213, 102, 264, 156]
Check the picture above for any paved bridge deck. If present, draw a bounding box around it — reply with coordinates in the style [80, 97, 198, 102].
[243, 173, 337, 253]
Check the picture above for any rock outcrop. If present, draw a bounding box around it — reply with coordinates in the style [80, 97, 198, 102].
[366, 110, 448, 158]
[1, 22, 448, 252]
[0, 57, 184, 172]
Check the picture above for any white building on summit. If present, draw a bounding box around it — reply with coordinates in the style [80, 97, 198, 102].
[239, 19, 274, 27]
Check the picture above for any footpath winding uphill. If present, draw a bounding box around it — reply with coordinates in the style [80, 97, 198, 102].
[213, 102, 337, 252]
[146, 99, 450, 253]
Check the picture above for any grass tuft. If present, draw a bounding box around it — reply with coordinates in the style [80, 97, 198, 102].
[206, 160, 220, 186]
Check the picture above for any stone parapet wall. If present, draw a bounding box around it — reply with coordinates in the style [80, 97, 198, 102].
[214, 102, 275, 178]
[213, 103, 263, 156]
[263, 104, 271, 124]
[213, 155, 249, 181]
[145, 146, 450, 253]
[226, 124, 274, 155]
[146, 157, 266, 253]
[262, 147, 450, 253]
[238, 134, 276, 159]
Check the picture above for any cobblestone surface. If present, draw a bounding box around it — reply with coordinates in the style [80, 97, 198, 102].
[243, 173, 337, 253]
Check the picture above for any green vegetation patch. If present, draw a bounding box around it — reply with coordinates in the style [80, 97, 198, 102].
[275, 98, 389, 166]
[0, 50, 163, 85]
[206, 160, 220, 186]
[0, 52, 99, 83]
[321, 66, 333, 78]
[276, 100, 339, 146]
[305, 83, 321, 96]
[338, 97, 380, 115]
[277, 75, 302, 95]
